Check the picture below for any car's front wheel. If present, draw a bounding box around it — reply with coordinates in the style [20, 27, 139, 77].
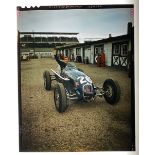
[54, 83, 69, 113]
[103, 79, 120, 104]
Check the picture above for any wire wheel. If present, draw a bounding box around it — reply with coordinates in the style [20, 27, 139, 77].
[54, 88, 60, 110]
[54, 83, 68, 113]
[103, 79, 120, 104]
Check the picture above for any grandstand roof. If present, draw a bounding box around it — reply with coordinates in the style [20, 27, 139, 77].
[19, 32, 79, 35]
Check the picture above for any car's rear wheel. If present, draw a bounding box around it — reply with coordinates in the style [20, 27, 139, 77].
[54, 83, 69, 113]
[43, 71, 51, 90]
[103, 79, 120, 104]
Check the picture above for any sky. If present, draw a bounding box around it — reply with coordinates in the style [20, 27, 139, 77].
[17, 8, 133, 43]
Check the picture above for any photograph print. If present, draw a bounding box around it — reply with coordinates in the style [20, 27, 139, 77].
[17, 5, 135, 152]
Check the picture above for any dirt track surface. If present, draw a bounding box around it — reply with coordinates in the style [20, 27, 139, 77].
[20, 58, 132, 151]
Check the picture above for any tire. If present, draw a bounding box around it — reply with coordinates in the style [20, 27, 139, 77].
[43, 71, 51, 90]
[54, 83, 69, 113]
[103, 79, 120, 104]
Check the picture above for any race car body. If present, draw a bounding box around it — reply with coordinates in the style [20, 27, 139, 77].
[61, 65, 95, 101]
[43, 61, 121, 113]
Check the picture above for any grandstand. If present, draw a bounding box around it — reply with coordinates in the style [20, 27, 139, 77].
[20, 32, 79, 48]
[19, 32, 79, 58]
[20, 36, 79, 44]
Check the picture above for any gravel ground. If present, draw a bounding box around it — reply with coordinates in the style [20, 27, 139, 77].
[20, 58, 132, 151]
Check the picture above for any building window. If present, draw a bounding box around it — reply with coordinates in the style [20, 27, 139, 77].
[95, 47, 98, 55]
[66, 50, 69, 57]
[121, 44, 128, 56]
[100, 47, 104, 53]
[95, 45, 104, 55]
[76, 48, 81, 55]
[113, 44, 120, 55]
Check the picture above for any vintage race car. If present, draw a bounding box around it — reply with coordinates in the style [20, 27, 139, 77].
[43, 62, 120, 113]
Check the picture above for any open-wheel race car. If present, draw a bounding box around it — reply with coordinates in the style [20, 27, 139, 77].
[43, 59, 120, 113]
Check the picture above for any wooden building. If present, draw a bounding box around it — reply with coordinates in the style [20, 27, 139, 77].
[56, 33, 132, 70]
